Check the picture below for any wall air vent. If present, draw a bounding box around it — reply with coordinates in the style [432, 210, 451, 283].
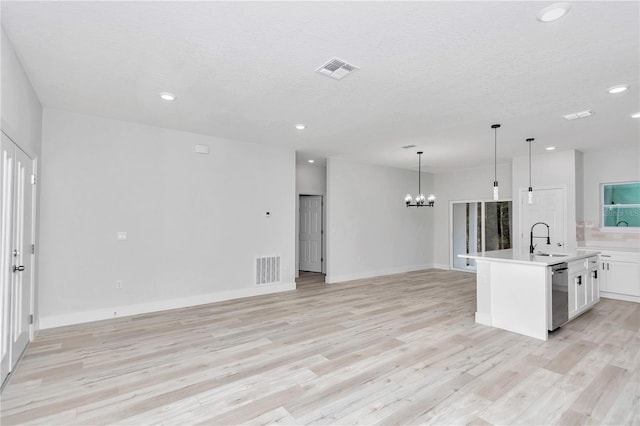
[316, 57, 360, 80]
[562, 110, 592, 120]
[256, 256, 281, 285]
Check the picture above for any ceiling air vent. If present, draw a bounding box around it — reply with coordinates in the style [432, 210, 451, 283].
[562, 110, 592, 120]
[316, 57, 360, 80]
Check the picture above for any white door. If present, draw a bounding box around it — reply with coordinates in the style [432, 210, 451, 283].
[299, 195, 322, 272]
[521, 188, 565, 254]
[0, 134, 34, 387]
[0, 134, 15, 385]
[10, 145, 34, 369]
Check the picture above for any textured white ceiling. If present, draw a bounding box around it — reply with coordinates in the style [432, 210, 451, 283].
[2, 1, 638, 172]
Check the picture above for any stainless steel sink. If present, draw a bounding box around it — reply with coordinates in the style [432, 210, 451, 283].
[534, 253, 568, 257]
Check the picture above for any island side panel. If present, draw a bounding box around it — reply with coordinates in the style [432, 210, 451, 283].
[475, 260, 492, 326]
[490, 262, 549, 340]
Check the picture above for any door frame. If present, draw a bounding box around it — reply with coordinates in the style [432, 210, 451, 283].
[296, 193, 325, 276]
[0, 130, 36, 390]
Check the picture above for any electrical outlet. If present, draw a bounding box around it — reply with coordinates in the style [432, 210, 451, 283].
[115, 280, 123, 289]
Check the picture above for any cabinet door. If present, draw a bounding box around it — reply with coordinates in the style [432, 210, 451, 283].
[607, 261, 640, 297]
[587, 267, 599, 304]
[576, 273, 587, 310]
[569, 273, 587, 317]
[589, 268, 603, 301]
[568, 274, 578, 318]
[599, 260, 608, 291]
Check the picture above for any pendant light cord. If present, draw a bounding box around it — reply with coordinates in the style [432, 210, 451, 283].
[494, 128, 497, 183]
[526, 138, 535, 190]
[418, 152, 422, 195]
[491, 124, 500, 186]
[528, 139, 532, 188]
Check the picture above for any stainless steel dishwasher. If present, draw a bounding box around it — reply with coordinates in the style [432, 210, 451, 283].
[550, 263, 569, 330]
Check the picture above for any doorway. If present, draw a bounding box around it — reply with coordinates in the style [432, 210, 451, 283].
[1, 132, 35, 388]
[299, 195, 323, 273]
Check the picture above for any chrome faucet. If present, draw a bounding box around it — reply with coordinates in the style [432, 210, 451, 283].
[530, 222, 550, 254]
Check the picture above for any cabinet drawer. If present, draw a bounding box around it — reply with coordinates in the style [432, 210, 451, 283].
[598, 251, 640, 263]
[568, 258, 589, 274]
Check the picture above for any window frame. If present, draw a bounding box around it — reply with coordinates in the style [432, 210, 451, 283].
[600, 180, 640, 232]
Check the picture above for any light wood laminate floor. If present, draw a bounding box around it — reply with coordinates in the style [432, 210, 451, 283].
[1, 269, 638, 425]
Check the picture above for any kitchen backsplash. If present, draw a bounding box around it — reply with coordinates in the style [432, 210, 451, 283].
[577, 220, 640, 248]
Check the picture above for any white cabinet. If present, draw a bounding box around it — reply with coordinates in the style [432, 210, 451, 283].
[598, 250, 640, 301]
[587, 262, 599, 305]
[568, 256, 599, 319]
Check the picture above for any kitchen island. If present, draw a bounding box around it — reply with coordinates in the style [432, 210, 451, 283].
[459, 249, 599, 340]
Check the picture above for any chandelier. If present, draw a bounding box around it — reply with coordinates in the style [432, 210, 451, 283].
[404, 151, 435, 207]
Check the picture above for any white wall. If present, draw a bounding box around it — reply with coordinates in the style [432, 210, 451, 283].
[580, 144, 640, 246]
[38, 109, 295, 328]
[433, 163, 513, 269]
[326, 157, 433, 283]
[512, 149, 580, 253]
[582, 145, 640, 226]
[295, 164, 327, 275]
[296, 164, 326, 195]
[1, 28, 42, 159]
[1, 27, 43, 326]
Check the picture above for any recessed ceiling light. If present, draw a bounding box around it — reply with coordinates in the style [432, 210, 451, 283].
[308, 159, 315, 163]
[632, 112, 640, 118]
[160, 92, 175, 101]
[536, 3, 571, 23]
[295, 124, 306, 130]
[608, 85, 629, 94]
[546, 146, 556, 151]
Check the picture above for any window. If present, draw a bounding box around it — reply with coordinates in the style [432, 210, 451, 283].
[602, 181, 640, 228]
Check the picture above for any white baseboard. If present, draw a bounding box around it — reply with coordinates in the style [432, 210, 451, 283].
[432, 263, 451, 270]
[600, 291, 640, 303]
[38, 282, 297, 330]
[475, 312, 492, 326]
[326, 264, 433, 284]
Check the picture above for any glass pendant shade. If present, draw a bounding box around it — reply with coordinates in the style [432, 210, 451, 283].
[493, 183, 499, 201]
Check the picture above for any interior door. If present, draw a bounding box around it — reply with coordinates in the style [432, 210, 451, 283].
[10, 145, 34, 369]
[0, 134, 15, 386]
[520, 188, 565, 254]
[299, 195, 322, 272]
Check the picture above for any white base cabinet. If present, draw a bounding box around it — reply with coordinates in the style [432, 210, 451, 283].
[594, 250, 639, 302]
[568, 256, 600, 319]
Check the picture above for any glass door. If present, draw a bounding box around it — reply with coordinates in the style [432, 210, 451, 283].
[451, 200, 511, 271]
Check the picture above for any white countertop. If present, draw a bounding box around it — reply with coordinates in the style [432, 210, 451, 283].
[459, 248, 598, 266]
[577, 245, 640, 253]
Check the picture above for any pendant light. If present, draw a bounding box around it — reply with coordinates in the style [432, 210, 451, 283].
[404, 151, 435, 207]
[526, 138, 535, 204]
[491, 124, 501, 200]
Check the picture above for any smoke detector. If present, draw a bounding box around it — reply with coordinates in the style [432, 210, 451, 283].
[316, 57, 360, 80]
